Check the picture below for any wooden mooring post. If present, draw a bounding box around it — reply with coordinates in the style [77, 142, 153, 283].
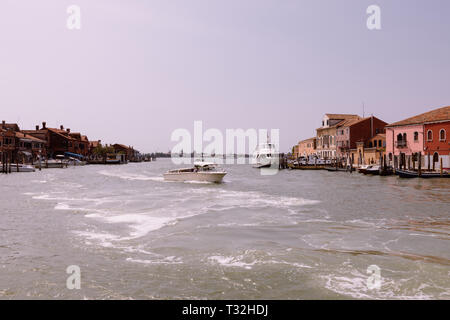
[418, 152, 422, 177]
[440, 158, 443, 177]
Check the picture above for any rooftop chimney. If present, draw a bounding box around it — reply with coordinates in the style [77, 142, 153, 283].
[67, 128, 71, 133]
[36, 125, 39, 130]
[1, 120, 5, 129]
[42, 122, 46, 129]
[60, 125, 64, 130]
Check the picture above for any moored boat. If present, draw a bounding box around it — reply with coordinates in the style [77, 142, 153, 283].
[366, 165, 381, 175]
[252, 143, 278, 168]
[357, 165, 371, 174]
[1, 163, 36, 172]
[396, 169, 450, 179]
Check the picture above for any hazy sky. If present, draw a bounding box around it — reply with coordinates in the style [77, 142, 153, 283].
[1, 0, 449, 152]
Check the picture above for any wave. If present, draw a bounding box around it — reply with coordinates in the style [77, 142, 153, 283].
[207, 250, 313, 270]
[98, 170, 163, 181]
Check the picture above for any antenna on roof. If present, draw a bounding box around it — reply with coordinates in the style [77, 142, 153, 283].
[362, 102, 365, 118]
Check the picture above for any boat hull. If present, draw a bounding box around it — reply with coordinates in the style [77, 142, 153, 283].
[396, 169, 450, 178]
[252, 163, 272, 169]
[164, 172, 226, 183]
[1, 165, 35, 172]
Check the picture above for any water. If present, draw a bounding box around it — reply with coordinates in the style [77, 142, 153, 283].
[0, 159, 449, 299]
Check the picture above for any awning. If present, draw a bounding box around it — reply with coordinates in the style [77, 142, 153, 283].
[19, 151, 32, 156]
[64, 152, 84, 160]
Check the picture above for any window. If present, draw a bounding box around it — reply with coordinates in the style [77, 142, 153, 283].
[403, 133, 407, 142]
[389, 153, 392, 161]
[427, 130, 433, 141]
[378, 140, 382, 147]
[414, 132, 418, 141]
[433, 152, 439, 163]
[440, 129, 446, 141]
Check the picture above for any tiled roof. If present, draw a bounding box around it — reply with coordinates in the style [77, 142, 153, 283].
[325, 114, 360, 120]
[114, 144, 130, 150]
[15, 132, 46, 143]
[386, 106, 450, 127]
[336, 118, 362, 128]
[46, 128, 75, 140]
[298, 137, 316, 144]
[1, 123, 20, 131]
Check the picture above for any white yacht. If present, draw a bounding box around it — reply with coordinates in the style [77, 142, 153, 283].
[252, 143, 278, 168]
[164, 161, 227, 183]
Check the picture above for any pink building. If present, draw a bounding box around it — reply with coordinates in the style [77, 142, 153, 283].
[385, 106, 450, 169]
[385, 124, 424, 158]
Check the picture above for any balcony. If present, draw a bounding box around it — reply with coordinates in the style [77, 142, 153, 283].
[395, 140, 407, 148]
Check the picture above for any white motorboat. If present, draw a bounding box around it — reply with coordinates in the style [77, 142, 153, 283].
[252, 143, 278, 168]
[35, 159, 66, 169]
[366, 165, 381, 175]
[164, 161, 227, 183]
[66, 157, 87, 166]
[357, 164, 371, 174]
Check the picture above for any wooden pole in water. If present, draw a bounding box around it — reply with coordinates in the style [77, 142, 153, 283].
[8, 152, 12, 173]
[427, 152, 431, 171]
[433, 155, 435, 171]
[418, 152, 422, 177]
[403, 153, 407, 170]
[440, 158, 443, 177]
[408, 156, 410, 170]
[412, 154, 415, 171]
[393, 155, 397, 173]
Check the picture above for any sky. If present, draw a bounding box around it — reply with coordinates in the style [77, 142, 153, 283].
[1, 0, 450, 152]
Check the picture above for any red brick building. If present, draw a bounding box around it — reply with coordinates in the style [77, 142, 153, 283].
[23, 122, 88, 159]
[1, 121, 46, 163]
[424, 121, 449, 169]
[336, 116, 387, 157]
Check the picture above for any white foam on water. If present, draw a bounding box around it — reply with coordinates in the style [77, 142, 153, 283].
[208, 255, 256, 269]
[126, 256, 183, 265]
[98, 170, 162, 181]
[23, 192, 39, 196]
[183, 180, 214, 184]
[189, 188, 320, 210]
[83, 206, 212, 240]
[322, 270, 435, 300]
[33, 194, 109, 203]
[54, 203, 71, 210]
[73, 231, 121, 248]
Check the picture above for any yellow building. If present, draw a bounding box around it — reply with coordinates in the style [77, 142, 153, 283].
[349, 134, 386, 166]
